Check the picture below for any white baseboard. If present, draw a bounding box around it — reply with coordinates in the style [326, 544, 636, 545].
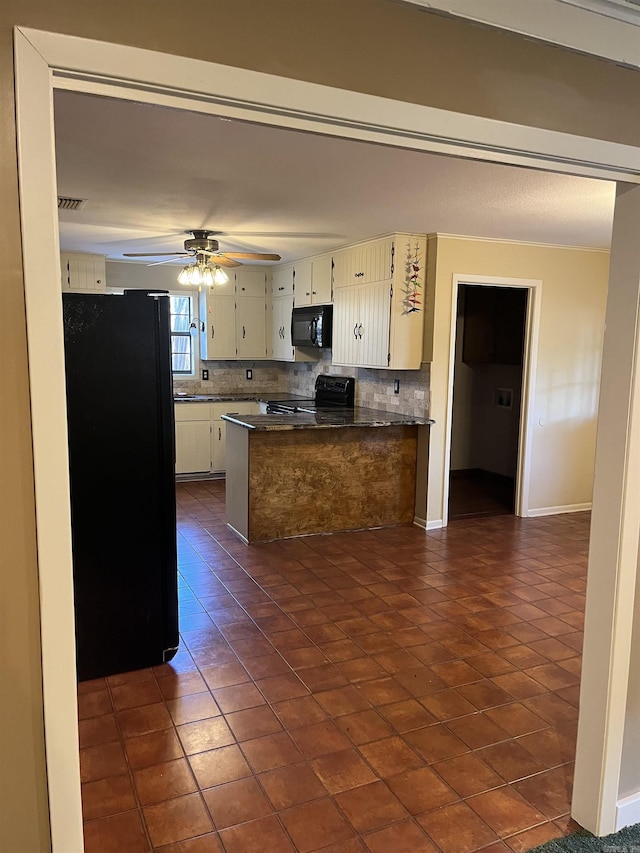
[413, 516, 444, 531]
[527, 502, 592, 518]
[616, 790, 640, 831]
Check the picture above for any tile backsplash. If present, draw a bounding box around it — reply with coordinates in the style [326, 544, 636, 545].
[288, 353, 431, 418]
[173, 361, 289, 396]
[174, 353, 430, 417]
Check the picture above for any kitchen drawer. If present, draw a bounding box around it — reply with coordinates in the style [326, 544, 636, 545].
[174, 403, 212, 421]
[211, 401, 258, 419]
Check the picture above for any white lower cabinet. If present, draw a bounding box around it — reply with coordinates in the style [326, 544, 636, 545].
[174, 401, 259, 475]
[211, 402, 259, 473]
[174, 404, 212, 474]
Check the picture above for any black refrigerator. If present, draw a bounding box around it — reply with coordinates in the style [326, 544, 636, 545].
[62, 290, 179, 681]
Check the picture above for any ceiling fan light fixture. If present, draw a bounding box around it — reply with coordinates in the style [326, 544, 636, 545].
[213, 265, 230, 286]
[187, 264, 203, 285]
[202, 266, 214, 287]
[178, 265, 191, 285]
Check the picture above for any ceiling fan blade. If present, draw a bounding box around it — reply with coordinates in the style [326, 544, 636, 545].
[146, 257, 186, 267]
[212, 256, 241, 268]
[220, 252, 282, 261]
[123, 252, 189, 257]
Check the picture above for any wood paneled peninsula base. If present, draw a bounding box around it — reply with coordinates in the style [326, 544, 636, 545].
[223, 408, 432, 543]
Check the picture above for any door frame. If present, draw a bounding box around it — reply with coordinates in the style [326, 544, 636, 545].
[443, 274, 542, 525]
[12, 25, 640, 851]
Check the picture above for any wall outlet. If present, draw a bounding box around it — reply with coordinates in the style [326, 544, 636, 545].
[393, 379, 400, 395]
[246, 369, 253, 380]
[202, 369, 209, 381]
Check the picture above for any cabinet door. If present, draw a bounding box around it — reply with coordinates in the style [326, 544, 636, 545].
[211, 403, 258, 473]
[293, 259, 312, 307]
[235, 268, 267, 298]
[212, 419, 226, 473]
[311, 254, 332, 304]
[332, 238, 394, 290]
[175, 420, 211, 474]
[331, 249, 350, 290]
[271, 264, 294, 297]
[332, 286, 360, 366]
[359, 281, 392, 367]
[270, 296, 294, 360]
[61, 253, 107, 291]
[236, 296, 267, 359]
[201, 294, 236, 359]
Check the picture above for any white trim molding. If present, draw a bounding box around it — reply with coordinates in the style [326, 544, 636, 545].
[527, 503, 592, 517]
[18, 27, 640, 184]
[441, 274, 542, 526]
[616, 791, 640, 831]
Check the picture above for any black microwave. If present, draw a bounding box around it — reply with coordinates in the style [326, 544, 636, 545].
[291, 305, 333, 348]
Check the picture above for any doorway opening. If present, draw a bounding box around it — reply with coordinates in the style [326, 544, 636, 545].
[449, 283, 528, 521]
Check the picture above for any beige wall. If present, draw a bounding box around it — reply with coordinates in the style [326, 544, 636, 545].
[1, 1, 639, 849]
[427, 236, 610, 522]
[619, 545, 640, 799]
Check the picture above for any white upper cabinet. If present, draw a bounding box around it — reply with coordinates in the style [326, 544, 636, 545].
[199, 267, 268, 360]
[235, 268, 267, 298]
[294, 254, 332, 306]
[270, 294, 294, 361]
[332, 281, 391, 368]
[332, 233, 427, 370]
[60, 252, 106, 291]
[200, 293, 236, 360]
[293, 259, 312, 306]
[271, 264, 294, 297]
[236, 294, 267, 359]
[311, 254, 333, 305]
[332, 237, 394, 289]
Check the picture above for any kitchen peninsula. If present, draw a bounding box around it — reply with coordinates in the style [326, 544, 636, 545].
[223, 409, 432, 543]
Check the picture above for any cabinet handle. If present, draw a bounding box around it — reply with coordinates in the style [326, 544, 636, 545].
[355, 271, 364, 278]
[278, 286, 284, 291]
[312, 291, 316, 295]
[358, 323, 363, 339]
[305, 292, 310, 296]
[218, 427, 221, 440]
[242, 326, 246, 338]
[353, 324, 358, 339]
[211, 325, 214, 338]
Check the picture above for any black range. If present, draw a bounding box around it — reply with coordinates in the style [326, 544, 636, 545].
[266, 374, 355, 414]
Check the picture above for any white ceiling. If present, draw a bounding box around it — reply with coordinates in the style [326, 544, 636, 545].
[53, 90, 615, 266]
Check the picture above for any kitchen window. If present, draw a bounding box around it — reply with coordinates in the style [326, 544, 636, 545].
[169, 294, 194, 375]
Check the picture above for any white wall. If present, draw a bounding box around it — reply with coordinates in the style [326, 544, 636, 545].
[427, 235, 609, 524]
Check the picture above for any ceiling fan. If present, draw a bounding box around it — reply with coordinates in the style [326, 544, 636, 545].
[123, 229, 281, 268]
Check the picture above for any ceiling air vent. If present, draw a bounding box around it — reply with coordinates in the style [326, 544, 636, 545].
[57, 196, 86, 211]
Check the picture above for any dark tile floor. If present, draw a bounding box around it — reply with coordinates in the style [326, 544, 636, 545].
[79, 480, 589, 852]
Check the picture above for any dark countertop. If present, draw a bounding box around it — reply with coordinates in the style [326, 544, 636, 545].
[221, 406, 434, 431]
[174, 394, 261, 403]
